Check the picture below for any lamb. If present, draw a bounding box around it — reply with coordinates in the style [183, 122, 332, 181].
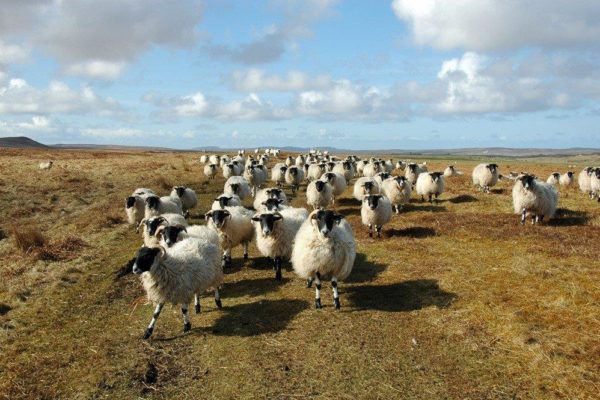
[252, 207, 308, 280]
[291, 210, 356, 309]
[559, 171, 574, 187]
[285, 166, 305, 194]
[444, 165, 463, 177]
[591, 168, 600, 201]
[381, 176, 412, 213]
[361, 194, 392, 238]
[512, 174, 558, 224]
[138, 213, 188, 246]
[307, 163, 326, 181]
[416, 172, 445, 202]
[578, 167, 594, 198]
[253, 188, 289, 211]
[546, 173, 561, 186]
[223, 162, 242, 179]
[125, 188, 156, 225]
[170, 186, 198, 214]
[203, 163, 218, 180]
[132, 236, 222, 339]
[306, 180, 333, 210]
[211, 194, 242, 210]
[205, 206, 254, 268]
[243, 165, 262, 196]
[363, 161, 382, 178]
[472, 163, 500, 193]
[144, 195, 183, 219]
[271, 163, 288, 186]
[405, 163, 427, 185]
[224, 176, 251, 200]
[320, 172, 347, 204]
[333, 161, 355, 182]
[353, 177, 380, 201]
[39, 161, 53, 170]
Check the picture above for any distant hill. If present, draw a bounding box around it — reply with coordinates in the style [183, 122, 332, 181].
[0, 136, 49, 149]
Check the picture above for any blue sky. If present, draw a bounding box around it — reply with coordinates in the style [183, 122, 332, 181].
[0, 0, 599, 149]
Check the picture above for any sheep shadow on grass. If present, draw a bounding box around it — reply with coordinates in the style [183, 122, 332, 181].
[548, 208, 590, 226]
[336, 197, 358, 206]
[385, 227, 436, 239]
[347, 279, 456, 312]
[211, 299, 308, 337]
[447, 194, 478, 204]
[345, 253, 387, 283]
[225, 277, 289, 299]
[402, 204, 447, 213]
[338, 207, 361, 217]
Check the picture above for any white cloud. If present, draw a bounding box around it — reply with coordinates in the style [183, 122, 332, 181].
[295, 80, 384, 117]
[0, 41, 30, 65]
[16, 116, 53, 130]
[64, 61, 127, 80]
[392, 0, 600, 51]
[81, 128, 144, 138]
[229, 69, 332, 92]
[174, 93, 210, 117]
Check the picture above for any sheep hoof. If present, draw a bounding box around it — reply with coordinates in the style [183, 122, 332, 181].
[334, 298, 341, 309]
[243, 253, 248, 260]
[195, 304, 201, 314]
[368, 231, 373, 238]
[315, 299, 322, 309]
[275, 269, 282, 281]
[183, 322, 191, 333]
[306, 279, 313, 288]
[215, 299, 222, 309]
[143, 327, 153, 340]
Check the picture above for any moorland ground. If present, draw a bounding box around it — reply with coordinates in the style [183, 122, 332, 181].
[0, 148, 598, 400]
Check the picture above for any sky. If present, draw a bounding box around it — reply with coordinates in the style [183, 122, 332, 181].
[0, 0, 599, 150]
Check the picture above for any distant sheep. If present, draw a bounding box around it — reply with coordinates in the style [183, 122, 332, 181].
[271, 163, 288, 186]
[472, 163, 499, 193]
[578, 167, 594, 198]
[546, 173, 560, 186]
[444, 165, 463, 177]
[285, 166, 304, 194]
[224, 176, 251, 200]
[307, 163, 325, 181]
[353, 177, 380, 201]
[416, 172, 445, 202]
[243, 165, 262, 197]
[199, 155, 209, 164]
[320, 172, 347, 204]
[381, 176, 411, 213]
[144, 195, 183, 219]
[125, 188, 156, 225]
[203, 163, 218, 180]
[333, 161, 355, 182]
[211, 194, 242, 210]
[559, 171, 574, 187]
[205, 206, 254, 268]
[591, 168, 600, 201]
[512, 174, 558, 224]
[306, 180, 333, 210]
[363, 161, 381, 178]
[39, 161, 53, 170]
[361, 194, 392, 238]
[223, 162, 242, 179]
[171, 186, 197, 214]
[253, 188, 288, 211]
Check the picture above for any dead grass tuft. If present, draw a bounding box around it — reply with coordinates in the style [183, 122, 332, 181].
[12, 226, 46, 254]
[155, 175, 172, 190]
[37, 236, 89, 261]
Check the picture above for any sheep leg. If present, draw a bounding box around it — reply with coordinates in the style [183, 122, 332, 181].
[314, 273, 322, 309]
[274, 257, 283, 281]
[421, 195, 425, 202]
[520, 208, 527, 225]
[368, 224, 373, 238]
[195, 295, 201, 314]
[243, 243, 249, 260]
[539, 215, 545, 222]
[143, 303, 164, 339]
[531, 214, 536, 225]
[395, 205, 400, 214]
[182, 303, 191, 333]
[306, 278, 314, 288]
[332, 277, 340, 310]
[428, 194, 433, 203]
[376, 225, 382, 238]
[214, 288, 222, 308]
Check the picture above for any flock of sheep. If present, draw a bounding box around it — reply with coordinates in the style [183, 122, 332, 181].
[121, 149, 599, 338]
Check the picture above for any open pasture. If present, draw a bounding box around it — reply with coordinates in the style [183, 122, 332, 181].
[0, 148, 598, 399]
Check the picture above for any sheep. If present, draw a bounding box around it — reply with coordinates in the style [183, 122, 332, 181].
[395, 160, 406, 171]
[144, 195, 183, 219]
[472, 163, 500, 193]
[353, 177, 380, 201]
[320, 172, 347, 204]
[211, 194, 242, 210]
[285, 155, 294, 166]
[125, 188, 156, 225]
[253, 188, 289, 211]
[373, 172, 391, 187]
[382, 159, 394, 174]
[578, 167, 594, 198]
[252, 207, 308, 281]
[254, 164, 268, 187]
[132, 236, 222, 339]
[285, 166, 304, 195]
[199, 154, 209, 164]
[306, 180, 333, 210]
[158, 224, 219, 250]
[416, 172, 445, 203]
[271, 163, 288, 187]
[138, 213, 188, 246]
[381, 176, 412, 213]
[224, 176, 251, 200]
[363, 161, 381, 178]
[324, 161, 336, 172]
[203, 163, 218, 180]
[219, 155, 231, 168]
[546, 173, 561, 186]
[205, 206, 254, 268]
[209, 154, 221, 165]
[170, 186, 198, 214]
[243, 165, 262, 197]
[39, 161, 53, 170]
[444, 165, 463, 177]
[356, 160, 369, 176]
[361, 194, 392, 238]
[291, 209, 356, 309]
[405, 163, 427, 185]
[333, 161, 354, 182]
[295, 155, 306, 166]
[223, 162, 242, 179]
[307, 163, 326, 181]
[559, 171, 575, 187]
[512, 174, 558, 224]
[591, 168, 600, 201]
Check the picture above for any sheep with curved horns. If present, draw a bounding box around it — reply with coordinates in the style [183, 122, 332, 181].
[578, 167, 594, 198]
[546, 172, 561, 186]
[353, 177, 380, 201]
[224, 176, 251, 200]
[591, 168, 600, 201]
[559, 171, 575, 187]
[253, 188, 288, 211]
[291, 209, 356, 309]
[472, 163, 500, 193]
[271, 163, 288, 187]
[132, 237, 223, 339]
[285, 165, 304, 195]
[405, 163, 428, 185]
[203, 163, 218, 180]
[223, 162, 243, 179]
[125, 188, 156, 225]
[416, 172, 445, 203]
[320, 172, 347, 205]
[381, 176, 411, 213]
[512, 174, 558, 225]
[205, 206, 254, 268]
[170, 186, 197, 215]
[144, 195, 183, 219]
[306, 180, 333, 210]
[361, 194, 392, 238]
[39, 161, 53, 170]
[211, 194, 242, 210]
[138, 213, 188, 246]
[252, 207, 308, 281]
[444, 165, 463, 177]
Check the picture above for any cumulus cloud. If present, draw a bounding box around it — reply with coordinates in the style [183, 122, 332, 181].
[0, 41, 30, 65]
[64, 61, 127, 80]
[391, 0, 600, 51]
[229, 69, 332, 92]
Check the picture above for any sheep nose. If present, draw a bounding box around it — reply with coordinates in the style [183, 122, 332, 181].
[132, 264, 142, 274]
[370, 205, 376, 210]
[321, 230, 330, 237]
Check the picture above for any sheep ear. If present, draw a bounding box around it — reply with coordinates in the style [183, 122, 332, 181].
[158, 246, 167, 259]
[223, 210, 231, 216]
[204, 211, 213, 220]
[136, 219, 146, 233]
[251, 216, 261, 222]
[273, 213, 283, 220]
[334, 214, 344, 224]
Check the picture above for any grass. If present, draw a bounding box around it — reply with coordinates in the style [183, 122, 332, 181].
[0, 148, 599, 399]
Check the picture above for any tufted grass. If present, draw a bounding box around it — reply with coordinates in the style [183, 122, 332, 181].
[0, 147, 598, 399]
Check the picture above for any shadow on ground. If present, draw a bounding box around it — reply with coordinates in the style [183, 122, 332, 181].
[385, 227, 436, 238]
[345, 253, 387, 283]
[225, 277, 288, 298]
[448, 194, 478, 204]
[403, 204, 447, 213]
[549, 208, 590, 226]
[347, 279, 457, 312]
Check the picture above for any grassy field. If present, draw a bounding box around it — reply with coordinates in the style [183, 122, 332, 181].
[0, 148, 599, 400]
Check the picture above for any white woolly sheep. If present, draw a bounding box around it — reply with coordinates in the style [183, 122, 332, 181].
[138, 213, 188, 247]
[39, 161, 53, 170]
[209, 154, 221, 165]
[382, 159, 394, 174]
[285, 156, 294, 166]
[363, 161, 382, 178]
[405, 163, 427, 185]
[578, 167, 594, 198]
[252, 207, 308, 280]
[223, 162, 243, 179]
[356, 160, 369, 176]
[416, 172, 445, 203]
[285, 166, 304, 194]
[546, 173, 561, 186]
[171, 186, 198, 213]
[203, 163, 218, 180]
[295, 155, 306, 166]
[211, 194, 242, 210]
[591, 168, 600, 201]
[253, 188, 289, 211]
[132, 236, 223, 339]
[444, 165, 463, 177]
[254, 164, 268, 187]
[373, 172, 391, 187]
[144, 195, 183, 219]
[243, 165, 262, 197]
[199, 154, 209, 164]
[512, 174, 558, 224]
[320, 172, 347, 204]
[224, 176, 251, 200]
[291, 210, 356, 309]
[381, 176, 411, 213]
[271, 163, 288, 186]
[219, 155, 231, 168]
[333, 161, 355, 182]
[125, 188, 156, 225]
[361, 194, 392, 238]
[205, 206, 254, 268]
[307, 163, 326, 181]
[472, 163, 500, 193]
[395, 160, 406, 171]
[353, 177, 380, 201]
[559, 171, 574, 187]
[306, 180, 333, 210]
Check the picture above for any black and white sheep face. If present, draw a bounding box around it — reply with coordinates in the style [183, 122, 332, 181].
[173, 186, 186, 197]
[364, 194, 383, 210]
[279, 166, 287, 174]
[252, 213, 282, 236]
[594, 168, 600, 179]
[267, 188, 283, 199]
[323, 172, 336, 184]
[314, 180, 327, 192]
[229, 183, 240, 194]
[312, 210, 344, 238]
[343, 161, 352, 170]
[362, 181, 375, 193]
[408, 164, 417, 173]
[486, 164, 498, 173]
[160, 225, 186, 247]
[430, 172, 443, 182]
[126, 196, 136, 209]
[145, 196, 160, 210]
[145, 217, 166, 236]
[132, 246, 162, 274]
[205, 209, 230, 228]
[552, 173, 560, 180]
[289, 167, 299, 176]
[262, 198, 284, 211]
[215, 196, 234, 209]
[377, 172, 390, 180]
[567, 171, 574, 178]
[394, 176, 407, 188]
[518, 174, 536, 190]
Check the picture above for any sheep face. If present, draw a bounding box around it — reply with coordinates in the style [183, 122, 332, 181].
[378, 172, 390, 180]
[430, 172, 443, 182]
[160, 225, 186, 247]
[486, 164, 498, 173]
[267, 188, 283, 198]
[132, 246, 162, 274]
[343, 161, 352, 171]
[408, 164, 417, 173]
[252, 213, 282, 236]
[262, 198, 284, 211]
[289, 167, 299, 176]
[364, 194, 383, 210]
[145, 196, 160, 210]
[314, 180, 327, 193]
[594, 168, 600, 179]
[323, 172, 336, 184]
[518, 174, 536, 190]
[145, 216, 166, 236]
[311, 210, 344, 238]
[229, 183, 240, 194]
[362, 181, 375, 193]
[174, 186, 186, 197]
[205, 209, 230, 228]
[394, 176, 408, 188]
[279, 166, 287, 174]
[567, 171, 574, 178]
[126, 196, 136, 209]
[215, 196, 234, 209]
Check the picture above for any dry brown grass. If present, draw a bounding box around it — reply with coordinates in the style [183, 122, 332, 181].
[11, 225, 46, 254]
